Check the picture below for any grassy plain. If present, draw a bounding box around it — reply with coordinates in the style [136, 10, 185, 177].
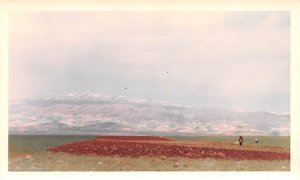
[168, 136, 290, 148]
[8, 135, 290, 171]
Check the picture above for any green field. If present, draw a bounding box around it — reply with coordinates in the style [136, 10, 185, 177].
[9, 135, 290, 155]
[8, 135, 290, 171]
[168, 136, 290, 148]
[9, 135, 96, 156]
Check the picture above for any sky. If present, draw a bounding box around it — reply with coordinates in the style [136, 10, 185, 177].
[9, 12, 290, 113]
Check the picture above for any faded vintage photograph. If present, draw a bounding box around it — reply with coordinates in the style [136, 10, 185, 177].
[8, 11, 290, 171]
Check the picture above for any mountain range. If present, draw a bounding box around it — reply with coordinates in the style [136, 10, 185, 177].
[9, 92, 290, 136]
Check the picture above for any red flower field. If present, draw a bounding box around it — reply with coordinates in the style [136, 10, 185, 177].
[47, 136, 290, 161]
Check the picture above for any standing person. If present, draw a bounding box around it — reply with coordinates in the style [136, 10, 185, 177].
[238, 136, 244, 146]
[255, 138, 259, 143]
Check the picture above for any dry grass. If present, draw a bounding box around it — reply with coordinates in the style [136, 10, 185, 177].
[9, 151, 290, 171]
[156, 141, 290, 153]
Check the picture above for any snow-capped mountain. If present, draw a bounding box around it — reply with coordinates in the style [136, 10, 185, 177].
[38, 92, 179, 107]
[9, 92, 290, 136]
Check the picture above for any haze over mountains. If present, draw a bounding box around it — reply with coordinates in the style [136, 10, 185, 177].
[9, 92, 290, 136]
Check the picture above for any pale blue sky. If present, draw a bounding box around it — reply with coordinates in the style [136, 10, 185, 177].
[9, 12, 290, 113]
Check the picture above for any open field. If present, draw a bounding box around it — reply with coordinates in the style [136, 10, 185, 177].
[48, 137, 289, 160]
[169, 136, 290, 148]
[9, 152, 290, 171]
[9, 135, 290, 171]
[9, 135, 96, 156]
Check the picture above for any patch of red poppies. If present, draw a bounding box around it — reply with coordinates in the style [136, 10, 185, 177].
[47, 136, 290, 161]
[95, 136, 174, 141]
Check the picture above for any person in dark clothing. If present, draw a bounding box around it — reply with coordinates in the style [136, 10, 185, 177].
[239, 136, 244, 146]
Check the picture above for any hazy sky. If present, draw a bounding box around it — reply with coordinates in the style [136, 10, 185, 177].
[9, 12, 290, 113]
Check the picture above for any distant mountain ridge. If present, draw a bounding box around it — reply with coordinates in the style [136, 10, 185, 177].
[9, 92, 290, 136]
